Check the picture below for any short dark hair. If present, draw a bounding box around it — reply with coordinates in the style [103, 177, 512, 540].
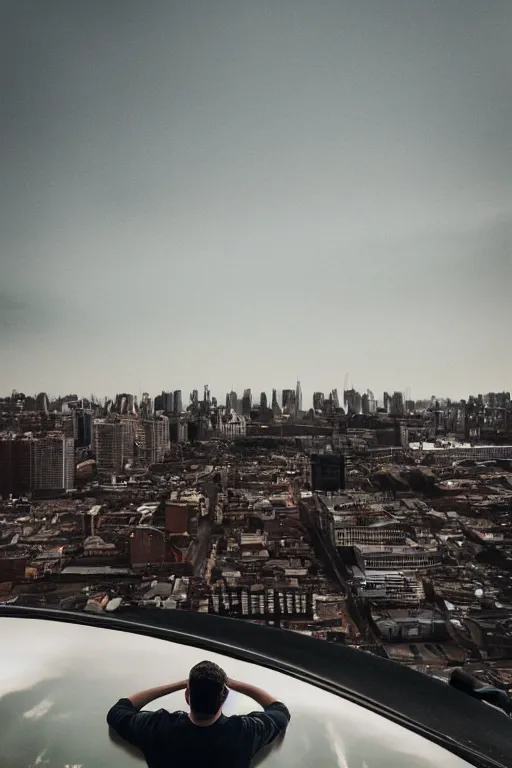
[189, 661, 227, 717]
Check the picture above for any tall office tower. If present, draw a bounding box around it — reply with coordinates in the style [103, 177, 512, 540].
[383, 392, 391, 413]
[74, 409, 93, 447]
[366, 390, 376, 414]
[61, 412, 75, 439]
[227, 391, 238, 413]
[190, 389, 199, 407]
[313, 392, 325, 411]
[165, 392, 174, 412]
[33, 434, 75, 491]
[140, 393, 153, 419]
[390, 391, 405, 417]
[361, 393, 370, 415]
[282, 389, 297, 416]
[154, 393, 164, 411]
[35, 392, 49, 414]
[344, 389, 362, 415]
[94, 420, 135, 474]
[331, 389, 340, 409]
[295, 380, 303, 412]
[0, 437, 34, 498]
[241, 389, 252, 416]
[142, 416, 169, 464]
[260, 392, 268, 410]
[173, 390, 183, 415]
[271, 389, 282, 416]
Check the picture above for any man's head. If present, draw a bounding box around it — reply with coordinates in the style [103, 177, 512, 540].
[186, 661, 228, 719]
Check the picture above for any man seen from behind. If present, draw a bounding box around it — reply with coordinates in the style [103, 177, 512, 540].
[107, 660, 291, 767]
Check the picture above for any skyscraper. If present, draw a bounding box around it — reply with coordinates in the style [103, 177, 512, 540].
[35, 392, 49, 414]
[74, 409, 93, 447]
[94, 420, 135, 474]
[142, 416, 169, 464]
[242, 389, 252, 416]
[313, 392, 325, 411]
[295, 380, 302, 412]
[173, 390, 183, 414]
[227, 391, 238, 412]
[271, 389, 281, 417]
[33, 434, 75, 491]
[282, 389, 295, 413]
[344, 389, 362, 415]
[390, 391, 405, 417]
[0, 437, 34, 498]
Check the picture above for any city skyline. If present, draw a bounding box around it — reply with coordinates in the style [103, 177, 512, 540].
[2, 1, 511, 397]
[3, 382, 510, 409]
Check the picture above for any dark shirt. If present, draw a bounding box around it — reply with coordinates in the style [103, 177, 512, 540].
[107, 697, 290, 767]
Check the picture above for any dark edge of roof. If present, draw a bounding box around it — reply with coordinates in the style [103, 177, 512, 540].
[1, 605, 510, 768]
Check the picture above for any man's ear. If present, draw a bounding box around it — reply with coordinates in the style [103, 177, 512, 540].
[185, 686, 190, 705]
[222, 685, 229, 704]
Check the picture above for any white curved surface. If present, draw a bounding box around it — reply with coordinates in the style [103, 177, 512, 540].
[0, 617, 472, 768]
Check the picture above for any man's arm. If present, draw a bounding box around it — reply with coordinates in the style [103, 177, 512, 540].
[228, 678, 290, 755]
[107, 680, 187, 749]
[228, 679, 280, 710]
[126, 680, 188, 710]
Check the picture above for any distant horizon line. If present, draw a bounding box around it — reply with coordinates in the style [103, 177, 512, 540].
[4, 387, 510, 405]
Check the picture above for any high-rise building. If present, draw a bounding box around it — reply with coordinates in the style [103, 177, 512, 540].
[282, 389, 294, 409]
[140, 393, 153, 419]
[0, 437, 34, 498]
[271, 389, 281, 417]
[74, 409, 93, 447]
[344, 389, 362, 415]
[33, 434, 75, 491]
[164, 392, 174, 412]
[260, 392, 268, 410]
[155, 391, 174, 412]
[390, 391, 405, 417]
[35, 392, 49, 414]
[226, 391, 238, 413]
[173, 390, 183, 415]
[296, 380, 303, 412]
[331, 389, 340, 410]
[282, 389, 297, 416]
[241, 389, 252, 416]
[383, 392, 391, 413]
[142, 416, 170, 464]
[313, 392, 325, 411]
[113, 393, 138, 415]
[94, 420, 135, 474]
[154, 393, 164, 411]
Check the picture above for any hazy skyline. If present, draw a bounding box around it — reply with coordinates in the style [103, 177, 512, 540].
[1, 0, 511, 403]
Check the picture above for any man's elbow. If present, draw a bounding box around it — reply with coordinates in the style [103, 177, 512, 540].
[106, 704, 122, 729]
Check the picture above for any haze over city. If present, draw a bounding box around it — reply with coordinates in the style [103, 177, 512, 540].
[1, 0, 511, 400]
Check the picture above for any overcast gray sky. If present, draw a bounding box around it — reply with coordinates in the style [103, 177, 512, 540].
[1, 0, 511, 403]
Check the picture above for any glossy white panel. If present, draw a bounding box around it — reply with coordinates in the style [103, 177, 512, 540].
[0, 617, 472, 768]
